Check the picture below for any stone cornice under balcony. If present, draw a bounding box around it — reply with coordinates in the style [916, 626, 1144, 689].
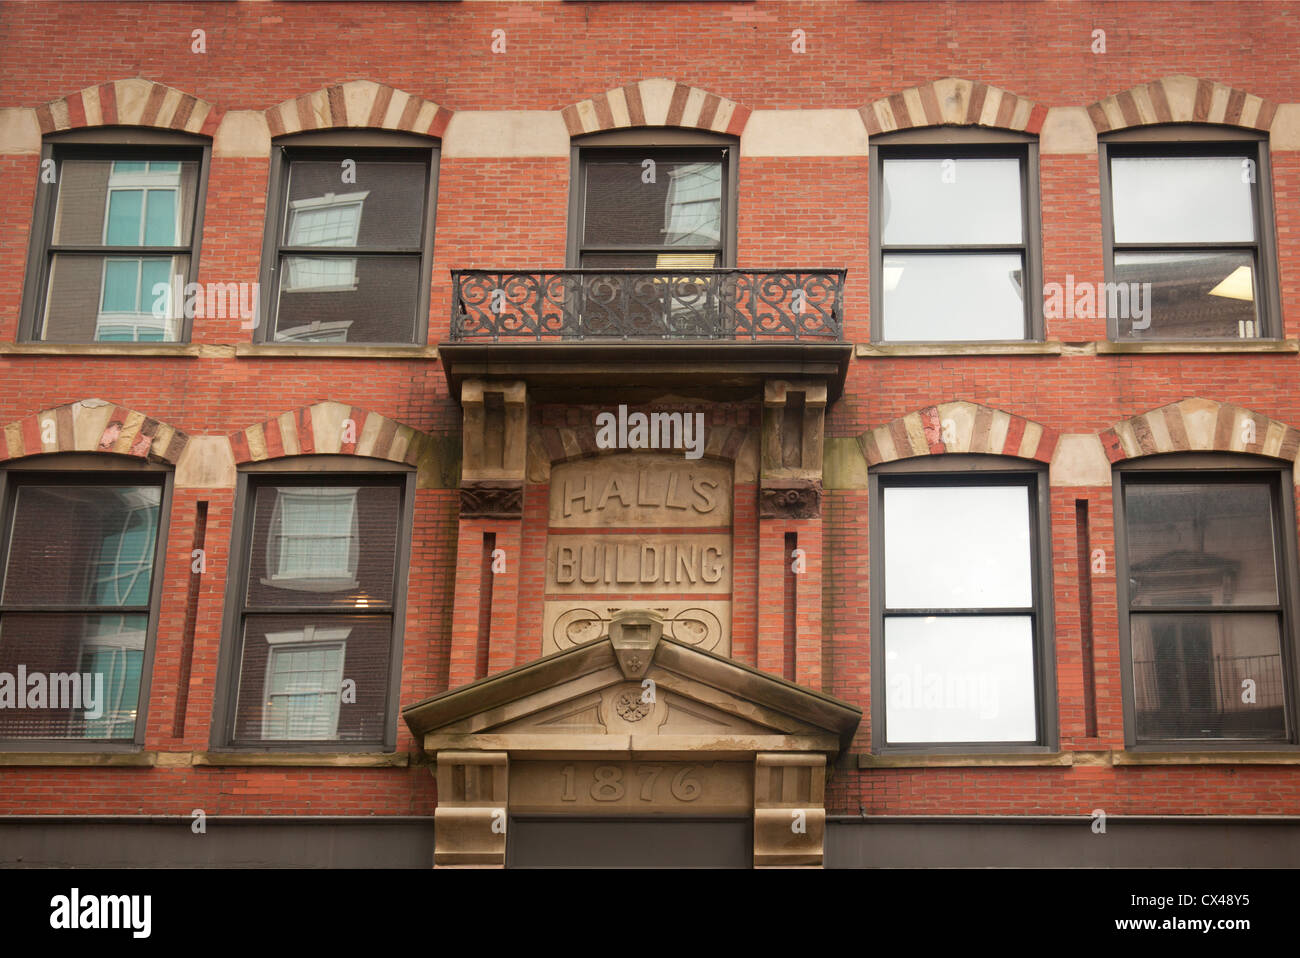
[439, 340, 853, 403]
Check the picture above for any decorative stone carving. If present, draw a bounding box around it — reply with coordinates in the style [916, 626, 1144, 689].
[614, 689, 652, 722]
[759, 480, 823, 519]
[546, 603, 728, 656]
[460, 480, 523, 518]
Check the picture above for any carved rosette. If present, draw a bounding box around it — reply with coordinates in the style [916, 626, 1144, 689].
[460, 481, 523, 519]
[759, 480, 822, 519]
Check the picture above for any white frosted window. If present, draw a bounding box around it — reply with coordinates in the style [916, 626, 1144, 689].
[883, 485, 1032, 608]
[884, 616, 1037, 743]
[1111, 156, 1254, 245]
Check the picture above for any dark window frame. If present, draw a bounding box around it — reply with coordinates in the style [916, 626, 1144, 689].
[0, 455, 173, 752]
[566, 128, 739, 269]
[210, 457, 415, 752]
[1113, 453, 1300, 750]
[1098, 125, 1280, 342]
[256, 130, 440, 346]
[869, 127, 1044, 343]
[868, 454, 1058, 754]
[20, 127, 212, 344]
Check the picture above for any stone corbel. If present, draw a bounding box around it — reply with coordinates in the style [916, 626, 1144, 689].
[461, 380, 527, 518]
[761, 380, 827, 518]
[753, 752, 827, 867]
[433, 750, 509, 867]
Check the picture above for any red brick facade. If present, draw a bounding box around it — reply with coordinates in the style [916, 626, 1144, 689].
[2, 0, 1300, 851]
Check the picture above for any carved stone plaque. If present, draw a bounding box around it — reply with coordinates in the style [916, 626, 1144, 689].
[544, 453, 733, 657]
[549, 454, 732, 527]
[510, 760, 752, 815]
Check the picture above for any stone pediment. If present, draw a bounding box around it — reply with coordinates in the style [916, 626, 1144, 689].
[402, 610, 860, 760]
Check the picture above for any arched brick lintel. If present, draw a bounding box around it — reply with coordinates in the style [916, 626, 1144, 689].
[860, 77, 1046, 136]
[0, 398, 189, 464]
[859, 402, 1058, 466]
[230, 401, 433, 465]
[1086, 76, 1276, 133]
[36, 79, 218, 137]
[264, 81, 452, 138]
[1101, 399, 1300, 463]
[561, 79, 751, 137]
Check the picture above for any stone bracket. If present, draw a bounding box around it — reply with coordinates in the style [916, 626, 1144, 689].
[461, 379, 527, 484]
[433, 750, 509, 868]
[762, 380, 826, 518]
[753, 752, 826, 867]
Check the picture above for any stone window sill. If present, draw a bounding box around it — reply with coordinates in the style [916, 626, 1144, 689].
[1111, 750, 1300, 766]
[0, 343, 212, 357]
[0, 751, 157, 766]
[235, 344, 439, 359]
[858, 752, 1072, 768]
[856, 341, 1064, 358]
[1096, 339, 1300, 354]
[192, 751, 410, 767]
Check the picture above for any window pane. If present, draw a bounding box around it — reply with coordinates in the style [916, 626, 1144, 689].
[579, 252, 720, 269]
[143, 188, 178, 245]
[51, 158, 198, 246]
[881, 157, 1023, 245]
[0, 613, 147, 740]
[583, 159, 723, 248]
[105, 189, 143, 245]
[1131, 612, 1286, 742]
[1125, 482, 1278, 607]
[882, 253, 1025, 341]
[231, 615, 392, 743]
[3, 486, 161, 607]
[884, 615, 1037, 743]
[1111, 156, 1254, 244]
[245, 484, 400, 608]
[101, 259, 139, 311]
[1113, 251, 1258, 340]
[884, 485, 1032, 609]
[40, 253, 189, 343]
[273, 254, 420, 343]
[282, 160, 426, 249]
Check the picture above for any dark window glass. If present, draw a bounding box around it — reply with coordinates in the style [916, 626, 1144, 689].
[34, 155, 202, 343]
[1107, 151, 1265, 340]
[877, 154, 1029, 341]
[227, 479, 403, 745]
[879, 480, 1042, 745]
[581, 155, 724, 263]
[269, 153, 430, 344]
[1113, 251, 1258, 339]
[573, 149, 730, 337]
[1122, 477, 1291, 743]
[0, 483, 163, 741]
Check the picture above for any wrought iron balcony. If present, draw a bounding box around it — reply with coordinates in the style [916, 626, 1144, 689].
[450, 269, 845, 342]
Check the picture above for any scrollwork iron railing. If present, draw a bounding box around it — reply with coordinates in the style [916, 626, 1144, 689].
[450, 269, 845, 342]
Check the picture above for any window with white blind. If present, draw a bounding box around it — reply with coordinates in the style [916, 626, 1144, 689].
[217, 474, 411, 748]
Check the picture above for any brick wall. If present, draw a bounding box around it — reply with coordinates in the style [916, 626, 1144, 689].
[1, 0, 1299, 819]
